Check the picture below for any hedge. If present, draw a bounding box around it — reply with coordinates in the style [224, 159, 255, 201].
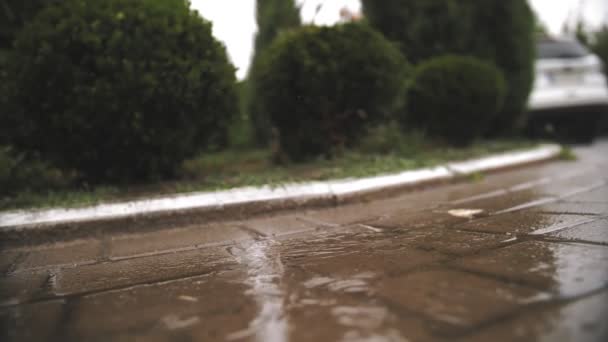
[1, 0, 238, 182]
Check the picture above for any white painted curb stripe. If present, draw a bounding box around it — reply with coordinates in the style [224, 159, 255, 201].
[0, 144, 561, 228]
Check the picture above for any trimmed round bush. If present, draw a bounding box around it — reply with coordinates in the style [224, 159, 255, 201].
[255, 23, 408, 161]
[1, 0, 237, 182]
[362, 0, 536, 135]
[406, 55, 506, 146]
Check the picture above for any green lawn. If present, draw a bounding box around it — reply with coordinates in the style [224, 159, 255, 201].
[0, 139, 539, 211]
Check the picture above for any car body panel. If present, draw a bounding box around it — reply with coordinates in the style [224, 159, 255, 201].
[528, 39, 608, 114]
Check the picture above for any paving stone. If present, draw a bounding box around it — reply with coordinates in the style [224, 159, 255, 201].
[456, 211, 592, 235]
[378, 269, 543, 335]
[108, 223, 250, 259]
[534, 176, 607, 198]
[413, 228, 512, 256]
[367, 209, 468, 231]
[0, 251, 21, 274]
[443, 188, 557, 215]
[460, 290, 608, 342]
[243, 214, 317, 237]
[64, 273, 256, 342]
[548, 218, 608, 245]
[0, 299, 67, 342]
[54, 247, 235, 296]
[0, 271, 50, 306]
[453, 241, 608, 297]
[535, 201, 608, 215]
[12, 239, 103, 271]
[280, 228, 445, 278]
[564, 185, 608, 202]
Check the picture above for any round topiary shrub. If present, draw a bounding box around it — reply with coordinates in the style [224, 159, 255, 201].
[1, 0, 237, 182]
[362, 0, 535, 135]
[255, 23, 408, 161]
[406, 55, 506, 146]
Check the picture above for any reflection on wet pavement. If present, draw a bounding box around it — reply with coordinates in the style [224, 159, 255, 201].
[1, 141, 608, 341]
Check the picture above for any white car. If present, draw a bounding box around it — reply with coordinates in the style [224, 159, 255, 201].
[527, 37, 608, 142]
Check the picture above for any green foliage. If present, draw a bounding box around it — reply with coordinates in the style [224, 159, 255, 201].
[1, 0, 238, 182]
[362, 0, 536, 135]
[1, 0, 58, 49]
[357, 122, 427, 157]
[0, 146, 69, 197]
[361, 0, 472, 64]
[248, 0, 301, 146]
[406, 56, 507, 146]
[592, 26, 608, 78]
[256, 23, 408, 161]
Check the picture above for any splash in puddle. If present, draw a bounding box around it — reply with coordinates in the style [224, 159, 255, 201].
[227, 239, 288, 342]
[447, 209, 485, 219]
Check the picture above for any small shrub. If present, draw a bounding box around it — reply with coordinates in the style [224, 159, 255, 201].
[256, 23, 408, 161]
[406, 55, 506, 146]
[362, 0, 536, 135]
[1, 0, 238, 182]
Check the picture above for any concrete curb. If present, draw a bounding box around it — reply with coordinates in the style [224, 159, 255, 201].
[0, 144, 562, 245]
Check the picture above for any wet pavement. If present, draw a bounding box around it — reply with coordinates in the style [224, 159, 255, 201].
[1, 140, 608, 342]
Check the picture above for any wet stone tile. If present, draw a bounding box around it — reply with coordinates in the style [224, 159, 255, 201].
[0, 299, 67, 342]
[534, 176, 606, 198]
[453, 241, 608, 297]
[54, 247, 235, 296]
[535, 201, 608, 215]
[64, 272, 256, 342]
[378, 268, 543, 335]
[413, 228, 512, 256]
[12, 239, 103, 272]
[564, 185, 608, 202]
[0, 271, 50, 306]
[0, 251, 21, 274]
[548, 218, 608, 245]
[243, 214, 317, 237]
[367, 209, 467, 231]
[460, 290, 608, 342]
[279, 228, 445, 278]
[442, 189, 557, 215]
[456, 211, 592, 235]
[108, 223, 250, 259]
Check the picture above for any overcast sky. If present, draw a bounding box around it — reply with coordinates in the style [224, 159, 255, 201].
[190, 0, 608, 79]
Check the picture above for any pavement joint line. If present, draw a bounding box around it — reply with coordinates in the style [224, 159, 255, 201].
[3, 251, 27, 275]
[528, 216, 599, 236]
[558, 181, 608, 200]
[235, 224, 268, 239]
[493, 196, 559, 215]
[0, 144, 562, 232]
[538, 210, 602, 216]
[0, 269, 226, 309]
[534, 235, 608, 247]
[449, 189, 509, 205]
[295, 216, 341, 228]
[507, 177, 553, 192]
[5, 240, 239, 273]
